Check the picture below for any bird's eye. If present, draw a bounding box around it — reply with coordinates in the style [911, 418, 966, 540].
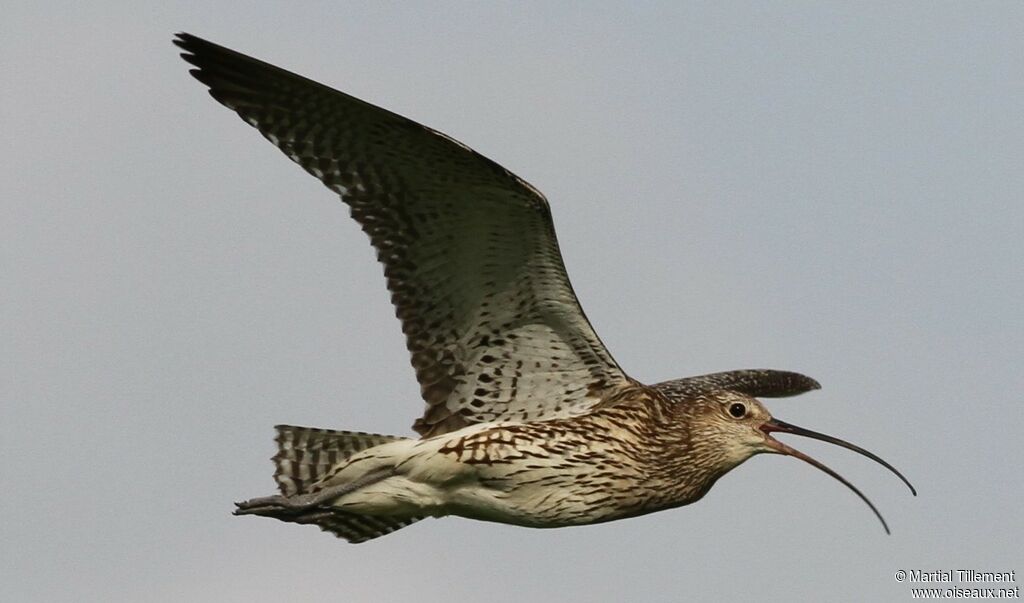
[729, 403, 747, 418]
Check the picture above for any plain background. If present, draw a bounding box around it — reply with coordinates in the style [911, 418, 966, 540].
[3, 3, 1021, 601]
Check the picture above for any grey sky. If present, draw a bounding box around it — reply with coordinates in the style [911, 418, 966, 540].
[3, 3, 1021, 601]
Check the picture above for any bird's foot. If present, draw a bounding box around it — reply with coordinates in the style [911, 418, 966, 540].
[234, 471, 393, 517]
[234, 494, 310, 516]
[233, 484, 355, 516]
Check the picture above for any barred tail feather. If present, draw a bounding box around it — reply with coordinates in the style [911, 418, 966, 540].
[270, 424, 424, 543]
[294, 510, 424, 544]
[272, 424, 405, 496]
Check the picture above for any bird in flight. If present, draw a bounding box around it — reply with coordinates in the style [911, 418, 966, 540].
[174, 33, 914, 543]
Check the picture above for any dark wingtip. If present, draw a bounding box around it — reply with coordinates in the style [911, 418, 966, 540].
[654, 369, 823, 399]
[172, 32, 213, 76]
[730, 370, 821, 398]
[172, 32, 202, 49]
[172, 32, 199, 55]
[771, 371, 821, 395]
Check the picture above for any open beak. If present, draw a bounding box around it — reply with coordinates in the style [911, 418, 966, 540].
[760, 418, 916, 534]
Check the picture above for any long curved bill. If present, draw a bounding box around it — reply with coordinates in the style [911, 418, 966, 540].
[760, 418, 916, 534]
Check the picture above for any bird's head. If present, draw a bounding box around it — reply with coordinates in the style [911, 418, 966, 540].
[660, 374, 916, 533]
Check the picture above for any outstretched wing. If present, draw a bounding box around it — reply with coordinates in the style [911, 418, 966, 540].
[654, 370, 821, 399]
[175, 34, 635, 437]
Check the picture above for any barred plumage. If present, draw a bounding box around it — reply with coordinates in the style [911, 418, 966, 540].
[174, 33, 915, 544]
[273, 426, 405, 497]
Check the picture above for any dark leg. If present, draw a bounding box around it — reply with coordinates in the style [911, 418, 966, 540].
[234, 469, 393, 516]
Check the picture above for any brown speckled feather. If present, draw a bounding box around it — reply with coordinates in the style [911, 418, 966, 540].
[175, 34, 634, 437]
